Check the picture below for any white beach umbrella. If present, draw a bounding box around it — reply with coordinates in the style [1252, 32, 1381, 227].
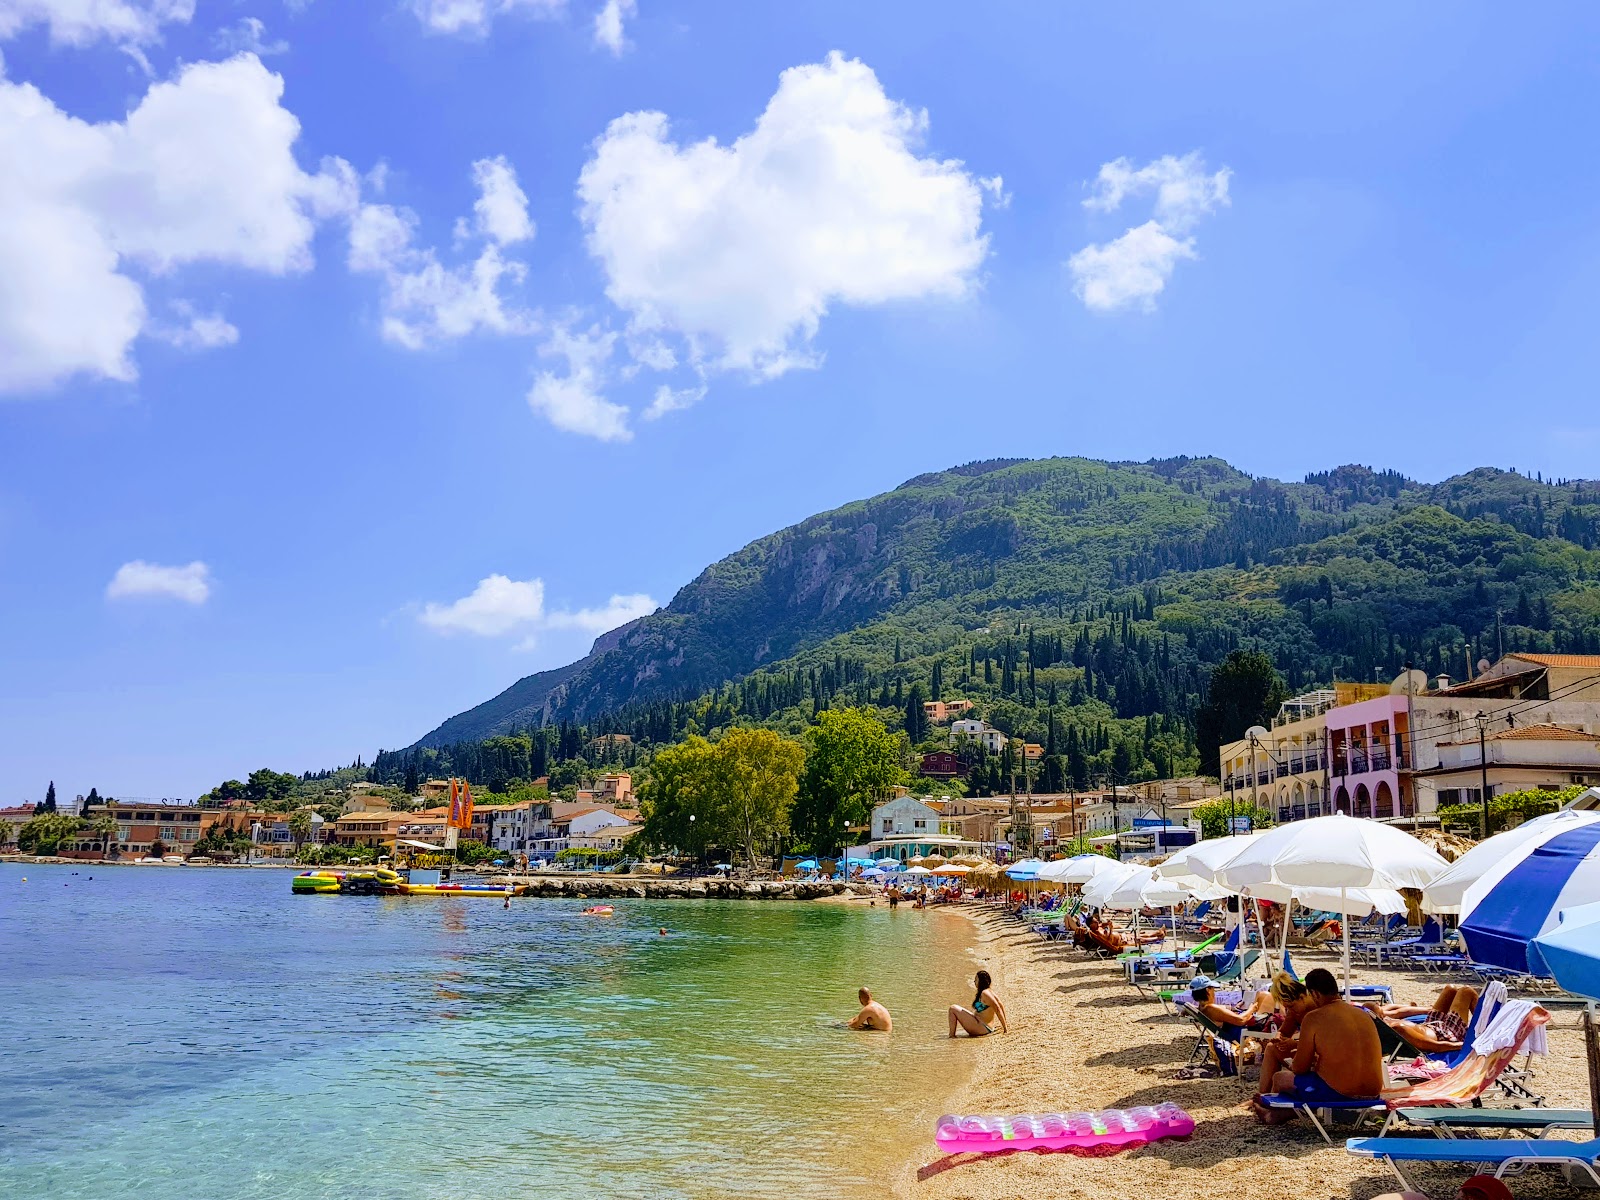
[1216, 814, 1448, 989]
[1080, 861, 1144, 908]
[1157, 833, 1259, 885]
[1103, 866, 1197, 911]
[931, 864, 972, 876]
[1423, 809, 1600, 915]
[902, 865, 933, 876]
[1044, 854, 1129, 885]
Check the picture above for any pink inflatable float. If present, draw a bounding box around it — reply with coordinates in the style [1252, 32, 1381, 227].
[935, 1103, 1195, 1154]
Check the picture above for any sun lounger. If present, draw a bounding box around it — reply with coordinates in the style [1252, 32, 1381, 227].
[1259, 1003, 1548, 1145]
[1345, 1136, 1600, 1190]
[1386, 1107, 1591, 1138]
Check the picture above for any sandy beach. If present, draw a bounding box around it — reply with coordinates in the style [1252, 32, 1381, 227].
[907, 905, 1596, 1200]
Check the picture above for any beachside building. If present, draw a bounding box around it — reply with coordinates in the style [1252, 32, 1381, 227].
[919, 751, 967, 780]
[569, 823, 642, 852]
[472, 800, 552, 854]
[1414, 724, 1600, 810]
[949, 719, 1007, 754]
[864, 796, 986, 861]
[922, 699, 974, 724]
[574, 773, 635, 811]
[0, 803, 34, 849]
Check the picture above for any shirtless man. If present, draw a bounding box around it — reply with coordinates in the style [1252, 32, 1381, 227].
[846, 987, 892, 1032]
[1253, 968, 1385, 1123]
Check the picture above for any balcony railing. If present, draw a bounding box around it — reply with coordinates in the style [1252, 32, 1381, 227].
[1351, 750, 1369, 774]
[1371, 751, 1391, 772]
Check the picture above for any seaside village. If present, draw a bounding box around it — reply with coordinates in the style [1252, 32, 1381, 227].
[15, 653, 1600, 1187]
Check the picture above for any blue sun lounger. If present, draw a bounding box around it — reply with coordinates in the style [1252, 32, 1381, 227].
[1345, 1135, 1600, 1190]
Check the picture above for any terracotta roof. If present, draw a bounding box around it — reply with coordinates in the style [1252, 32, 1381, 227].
[1507, 654, 1600, 668]
[1488, 723, 1600, 742]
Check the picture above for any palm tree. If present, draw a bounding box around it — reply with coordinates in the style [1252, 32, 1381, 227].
[288, 808, 313, 852]
[91, 813, 120, 860]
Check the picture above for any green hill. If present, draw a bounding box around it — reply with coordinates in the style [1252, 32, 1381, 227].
[377, 456, 1600, 792]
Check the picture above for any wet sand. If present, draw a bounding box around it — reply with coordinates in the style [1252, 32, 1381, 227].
[907, 905, 1595, 1200]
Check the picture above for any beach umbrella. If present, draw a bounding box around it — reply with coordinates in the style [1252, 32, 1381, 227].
[873, 858, 903, 871]
[1217, 814, 1449, 989]
[903, 865, 933, 876]
[1102, 866, 1195, 910]
[1157, 834, 1259, 885]
[1529, 901, 1600, 1135]
[1005, 859, 1044, 881]
[1459, 819, 1600, 975]
[1424, 809, 1600, 914]
[931, 864, 971, 876]
[844, 857, 873, 868]
[794, 858, 819, 871]
[1079, 861, 1144, 907]
[1036, 855, 1113, 885]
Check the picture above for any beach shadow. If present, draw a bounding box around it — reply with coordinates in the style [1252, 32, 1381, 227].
[1051, 978, 1117, 995]
[1082, 1038, 1194, 1069]
[1079, 993, 1150, 1009]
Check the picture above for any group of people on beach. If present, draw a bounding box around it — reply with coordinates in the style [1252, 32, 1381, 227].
[843, 970, 1008, 1038]
[1188, 966, 1479, 1120]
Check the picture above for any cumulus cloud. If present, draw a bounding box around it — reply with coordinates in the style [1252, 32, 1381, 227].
[527, 321, 631, 441]
[592, 0, 633, 55]
[1069, 151, 1230, 313]
[577, 51, 991, 379]
[643, 382, 703, 420]
[0, 0, 194, 47]
[107, 559, 211, 604]
[346, 155, 535, 348]
[0, 54, 356, 393]
[419, 574, 655, 638]
[420, 573, 544, 635]
[149, 301, 239, 351]
[410, 0, 563, 35]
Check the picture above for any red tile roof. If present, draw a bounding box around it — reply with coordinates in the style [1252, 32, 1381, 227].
[1508, 654, 1600, 668]
[1488, 723, 1600, 742]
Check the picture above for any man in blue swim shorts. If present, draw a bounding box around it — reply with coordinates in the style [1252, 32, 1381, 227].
[1252, 968, 1384, 1124]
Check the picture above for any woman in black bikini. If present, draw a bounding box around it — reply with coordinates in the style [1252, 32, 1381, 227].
[948, 969, 1008, 1037]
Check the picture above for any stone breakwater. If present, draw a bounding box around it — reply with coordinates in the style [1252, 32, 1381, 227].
[494, 876, 877, 901]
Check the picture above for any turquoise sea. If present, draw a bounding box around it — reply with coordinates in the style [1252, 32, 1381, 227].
[1, 863, 981, 1199]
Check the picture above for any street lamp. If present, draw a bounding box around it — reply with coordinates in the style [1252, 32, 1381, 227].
[1246, 725, 1269, 831]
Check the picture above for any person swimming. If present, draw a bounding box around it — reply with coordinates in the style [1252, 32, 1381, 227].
[948, 969, 1007, 1038]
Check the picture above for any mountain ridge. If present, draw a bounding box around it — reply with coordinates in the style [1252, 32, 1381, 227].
[403, 455, 1600, 752]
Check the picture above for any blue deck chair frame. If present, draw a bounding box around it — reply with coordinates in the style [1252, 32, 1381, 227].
[1346, 1136, 1600, 1191]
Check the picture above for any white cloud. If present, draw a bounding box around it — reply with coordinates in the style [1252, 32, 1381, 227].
[527, 321, 631, 441]
[577, 51, 989, 379]
[346, 155, 534, 348]
[643, 382, 703, 420]
[1068, 221, 1195, 313]
[470, 154, 533, 245]
[592, 0, 633, 55]
[107, 559, 211, 604]
[1083, 153, 1230, 232]
[1070, 151, 1230, 313]
[979, 174, 1010, 209]
[150, 301, 239, 350]
[410, 0, 563, 35]
[0, 0, 194, 47]
[0, 54, 355, 393]
[213, 16, 287, 56]
[419, 574, 655, 639]
[420, 573, 544, 635]
[546, 591, 655, 632]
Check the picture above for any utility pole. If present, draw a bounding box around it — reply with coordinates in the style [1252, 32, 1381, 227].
[1477, 712, 1491, 839]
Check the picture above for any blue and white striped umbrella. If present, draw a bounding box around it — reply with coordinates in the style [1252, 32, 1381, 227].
[1460, 820, 1600, 974]
[1530, 900, 1600, 996]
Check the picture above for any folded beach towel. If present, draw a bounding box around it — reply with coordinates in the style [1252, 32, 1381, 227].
[1472, 981, 1508, 1041]
[1472, 998, 1549, 1058]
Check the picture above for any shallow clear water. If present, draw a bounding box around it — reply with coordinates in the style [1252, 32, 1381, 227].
[1, 864, 979, 1199]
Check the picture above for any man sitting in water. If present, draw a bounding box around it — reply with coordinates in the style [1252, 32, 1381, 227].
[846, 987, 892, 1032]
[1252, 968, 1385, 1123]
[1372, 984, 1478, 1055]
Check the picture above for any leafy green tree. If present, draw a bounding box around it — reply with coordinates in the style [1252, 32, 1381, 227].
[639, 736, 721, 858]
[149, 838, 169, 859]
[1195, 650, 1287, 777]
[719, 727, 804, 867]
[90, 813, 120, 857]
[794, 708, 905, 852]
[1438, 784, 1585, 836]
[1190, 798, 1275, 839]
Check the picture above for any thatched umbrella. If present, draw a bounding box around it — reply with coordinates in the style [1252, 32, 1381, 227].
[1409, 828, 1477, 864]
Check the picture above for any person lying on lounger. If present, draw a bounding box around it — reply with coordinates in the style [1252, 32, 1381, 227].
[1251, 968, 1385, 1123]
[1372, 984, 1478, 1055]
[1190, 976, 1275, 1042]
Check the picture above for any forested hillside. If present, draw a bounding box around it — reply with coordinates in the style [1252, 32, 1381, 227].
[372, 457, 1600, 796]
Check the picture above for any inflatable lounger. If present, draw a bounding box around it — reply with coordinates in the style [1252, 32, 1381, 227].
[936, 1104, 1194, 1154]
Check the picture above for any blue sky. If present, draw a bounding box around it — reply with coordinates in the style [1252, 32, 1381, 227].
[3, 1, 1599, 802]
